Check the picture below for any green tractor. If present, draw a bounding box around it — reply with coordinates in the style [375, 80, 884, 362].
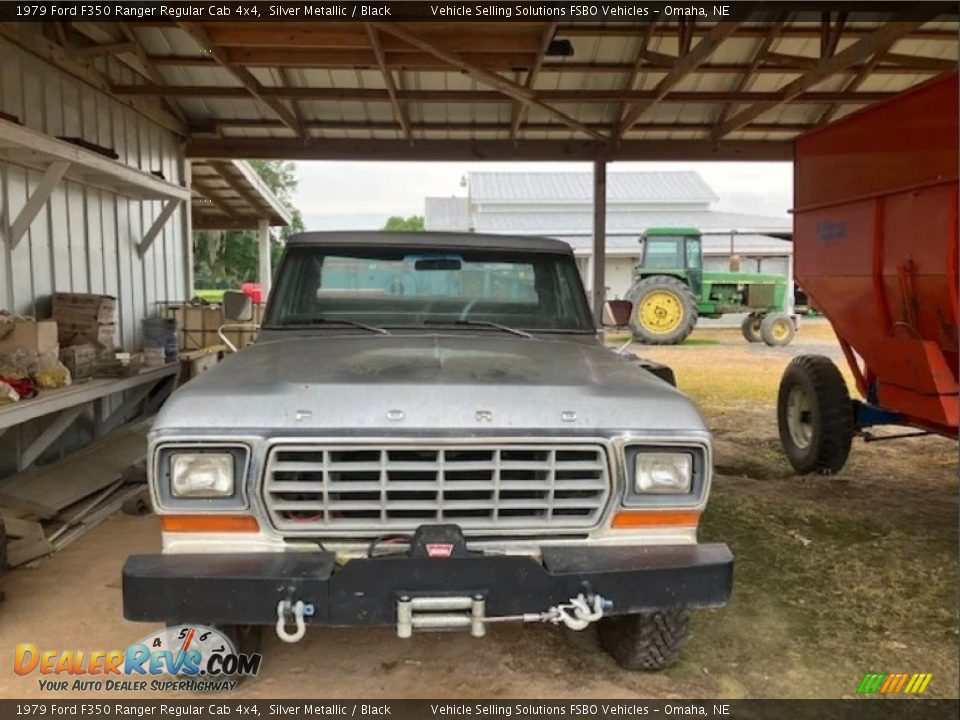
[624, 227, 795, 346]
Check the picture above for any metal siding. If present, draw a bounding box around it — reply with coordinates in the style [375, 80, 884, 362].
[0, 39, 188, 348]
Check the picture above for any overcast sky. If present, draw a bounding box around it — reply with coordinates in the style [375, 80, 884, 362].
[294, 161, 794, 231]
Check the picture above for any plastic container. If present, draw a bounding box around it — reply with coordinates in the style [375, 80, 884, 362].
[142, 318, 178, 361]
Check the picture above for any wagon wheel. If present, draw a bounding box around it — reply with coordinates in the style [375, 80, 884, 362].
[777, 355, 854, 474]
[626, 276, 698, 345]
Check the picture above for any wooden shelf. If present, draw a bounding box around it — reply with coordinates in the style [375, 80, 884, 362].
[0, 118, 190, 202]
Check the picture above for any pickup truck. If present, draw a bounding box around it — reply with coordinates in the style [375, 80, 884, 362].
[123, 232, 732, 670]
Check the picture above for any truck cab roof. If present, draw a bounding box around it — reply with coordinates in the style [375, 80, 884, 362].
[286, 231, 574, 255]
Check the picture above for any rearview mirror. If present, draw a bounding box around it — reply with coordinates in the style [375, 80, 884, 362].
[223, 291, 254, 323]
[603, 300, 633, 328]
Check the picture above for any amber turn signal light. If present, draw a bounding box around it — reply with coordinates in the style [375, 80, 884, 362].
[611, 510, 701, 528]
[161, 515, 259, 533]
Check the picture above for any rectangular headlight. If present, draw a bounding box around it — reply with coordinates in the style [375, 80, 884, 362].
[634, 453, 693, 494]
[171, 453, 235, 498]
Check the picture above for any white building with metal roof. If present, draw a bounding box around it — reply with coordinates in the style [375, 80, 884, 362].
[424, 171, 793, 300]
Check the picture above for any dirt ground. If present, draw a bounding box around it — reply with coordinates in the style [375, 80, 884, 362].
[0, 319, 957, 700]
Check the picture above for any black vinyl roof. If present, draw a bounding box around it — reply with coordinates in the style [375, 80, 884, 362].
[285, 231, 574, 255]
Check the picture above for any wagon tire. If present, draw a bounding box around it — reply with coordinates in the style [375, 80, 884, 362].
[598, 609, 690, 671]
[760, 312, 795, 346]
[777, 355, 854, 475]
[626, 276, 698, 345]
[741, 313, 763, 343]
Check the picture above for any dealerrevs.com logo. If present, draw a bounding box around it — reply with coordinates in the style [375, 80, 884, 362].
[15, 625, 262, 693]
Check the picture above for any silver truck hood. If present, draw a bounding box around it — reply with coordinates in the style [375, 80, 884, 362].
[155, 334, 707, 434]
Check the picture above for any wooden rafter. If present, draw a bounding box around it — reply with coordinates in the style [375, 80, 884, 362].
[556, 25, 955, 41]
[611, 22, 658, 136]
[191, 119, 818, 135]
[365, 24, 412, 143]
[192, 185, 242, 220]
[115, 23, 188, 124]
[111, 85, 896, 105]
[177, 22, 303, 138]
[371, 22, 607, 142]
[820, 11, 849, 59]
[185, 137, 794, 162]
[616, 21, 743, 139]
[678, 20, 694, 57]
[72, 42, 136, 58]
[715, 14, 942, 139]
[510, 22, 558, 141]
[143, 52, 956, 75]
[713, 14, 790, 137]
[208, 162, 268, 212]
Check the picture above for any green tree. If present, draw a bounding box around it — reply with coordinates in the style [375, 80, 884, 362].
[192, 160, 304, 290]
[383, 215, 425, 232]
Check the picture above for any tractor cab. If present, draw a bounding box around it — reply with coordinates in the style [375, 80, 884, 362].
[637, 227, 704, 295]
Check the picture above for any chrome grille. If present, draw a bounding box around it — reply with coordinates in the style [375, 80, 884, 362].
[262, 444, 610, 534]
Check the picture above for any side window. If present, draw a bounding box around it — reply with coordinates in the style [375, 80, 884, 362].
[644, 239, 682, 269]
[686, 238, 702, 269]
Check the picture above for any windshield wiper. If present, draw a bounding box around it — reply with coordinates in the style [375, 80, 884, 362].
[422, 319, 534, 339]
[279, 318, 391, 335]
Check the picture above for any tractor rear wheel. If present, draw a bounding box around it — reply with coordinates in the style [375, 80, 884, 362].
[760, 312, 795, 346]
[741, 314, 763, 343]
[777, 355, 854, 474]
[626, 276, 698, 345]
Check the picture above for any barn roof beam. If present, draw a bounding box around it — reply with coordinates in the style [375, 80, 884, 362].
[510, 22, 558, 141]
[611, 22, 659, 137]
[370, 22, 607, 142]
[714, 14, 944, 139]
[111, 85, 895, 104]
[364, 24, 413, 143]
[714, 13, 790, 134]
[617, 22, 744, 139]
[555, 25, 955, 40]
[185, 137, 793, 163]
[177, 22, 304, 138]
[141, 52, 957, 75]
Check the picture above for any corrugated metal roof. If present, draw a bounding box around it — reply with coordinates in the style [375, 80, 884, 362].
[468, 171, 719, 204]
[471, 209, 790, 236]
[23, 19, 956, 153]
[424, 197, 470, 231]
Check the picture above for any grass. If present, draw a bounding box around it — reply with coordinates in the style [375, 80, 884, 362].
[194, 289, 227, 303]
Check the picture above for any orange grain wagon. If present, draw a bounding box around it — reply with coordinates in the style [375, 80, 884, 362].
[778, 73, 958, 474]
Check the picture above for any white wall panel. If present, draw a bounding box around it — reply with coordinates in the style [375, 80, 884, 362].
[0, 38, 189, 475]
[0, 37, 188, 340]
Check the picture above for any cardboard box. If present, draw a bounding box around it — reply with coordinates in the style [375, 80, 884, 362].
[57, 321, 116, 350]
[51, 293, 117, 324]
[59, 343, 97, 380]
[0, 320, 58, 356]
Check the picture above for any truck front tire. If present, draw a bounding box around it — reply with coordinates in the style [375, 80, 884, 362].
[777, 355, 854, 474]
[597, 609, 690, 670]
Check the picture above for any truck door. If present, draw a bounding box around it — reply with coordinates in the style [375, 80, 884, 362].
[685, 236, 703, 296]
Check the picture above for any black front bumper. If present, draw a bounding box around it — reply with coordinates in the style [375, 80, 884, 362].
[123, 544, 733, 626]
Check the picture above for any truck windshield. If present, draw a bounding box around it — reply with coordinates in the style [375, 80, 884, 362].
[264, 245, 594, 333]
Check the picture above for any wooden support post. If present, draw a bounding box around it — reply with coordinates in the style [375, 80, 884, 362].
[7, 161, 70, 248]
[258, 217, 272, 299]
[138, 198, 181, 257]
[19, 404, 87, 471]
[592, 159, 607, 326]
